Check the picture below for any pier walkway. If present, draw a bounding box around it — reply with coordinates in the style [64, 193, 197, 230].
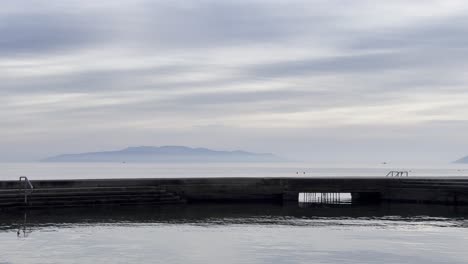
[1, 177, 468, 209]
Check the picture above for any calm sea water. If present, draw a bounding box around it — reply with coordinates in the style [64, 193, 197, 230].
[1, 203, 468, 264]
[2, 162, 468, 180]
[1, 163, 468, 263]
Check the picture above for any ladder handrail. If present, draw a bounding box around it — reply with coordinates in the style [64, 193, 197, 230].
[19, 176, 34, 204]
[19, 176, 34, 190]
[386, 171, 409, 177]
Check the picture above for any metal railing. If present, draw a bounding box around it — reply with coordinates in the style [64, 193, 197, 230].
[386, 171, 409, 177]
[19, 176, 34, 204]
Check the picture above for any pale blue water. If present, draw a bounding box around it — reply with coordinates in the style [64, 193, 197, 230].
[1, 163, 468, 263]
[2, 162, 468, 180]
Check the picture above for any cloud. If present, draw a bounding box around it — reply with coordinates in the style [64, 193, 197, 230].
[131, 1, 302, 48]
[0, 8, 110, 56]
[350, 13, 468, 50]
[247, 52, 403, 77]
[2, 0, 468, 162]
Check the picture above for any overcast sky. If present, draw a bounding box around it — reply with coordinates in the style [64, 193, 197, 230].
[2, 0, 468, 163]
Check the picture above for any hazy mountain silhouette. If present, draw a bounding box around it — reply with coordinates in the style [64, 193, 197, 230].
[454, 156, 468, 163]
[43, 146, 282, 162]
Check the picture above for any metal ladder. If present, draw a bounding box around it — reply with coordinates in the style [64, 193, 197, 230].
[19, 176, 34, 204]
[386, 171, 409, 177]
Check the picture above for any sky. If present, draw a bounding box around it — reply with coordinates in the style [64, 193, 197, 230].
[2, 0, 468, 163]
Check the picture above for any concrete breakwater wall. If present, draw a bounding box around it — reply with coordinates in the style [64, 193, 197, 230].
[1, 177, 468, 209]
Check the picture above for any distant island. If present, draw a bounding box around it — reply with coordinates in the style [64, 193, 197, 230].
[454, 156, 468, 163]
[42, 146, 282, 163]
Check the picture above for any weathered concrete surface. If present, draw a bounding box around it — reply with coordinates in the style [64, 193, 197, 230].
[1, 177, 468, 209]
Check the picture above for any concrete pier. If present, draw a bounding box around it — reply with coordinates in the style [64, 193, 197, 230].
[1, 177, 468, 209]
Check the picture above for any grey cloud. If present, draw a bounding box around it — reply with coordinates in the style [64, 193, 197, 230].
[3, 1, 468, 162]
[0, 11, 109, 56]
[172, 90, 324, 105]
[247, 48, 468, 80]
[234, 9, 468, 81]
[247, 53, 403, 78]
[0, 1, 317, 57]
[130, 1, 318, 48]
[350, 15, 468, 51]
[163, 88, 398, 114]
[0, 64, 195, 94]
[20, 85, 395, 124]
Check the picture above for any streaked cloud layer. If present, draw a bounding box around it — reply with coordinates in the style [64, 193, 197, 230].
[2, 0, 468, 162]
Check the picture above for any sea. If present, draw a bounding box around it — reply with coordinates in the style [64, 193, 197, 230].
[1, 162, 468, 264]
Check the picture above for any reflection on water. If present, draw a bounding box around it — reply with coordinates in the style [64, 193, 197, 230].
[1, 203, 468, 264]
[16, 211, 32, 238]
[0, 203, 466, 231]
[2, 202, 468, 232]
